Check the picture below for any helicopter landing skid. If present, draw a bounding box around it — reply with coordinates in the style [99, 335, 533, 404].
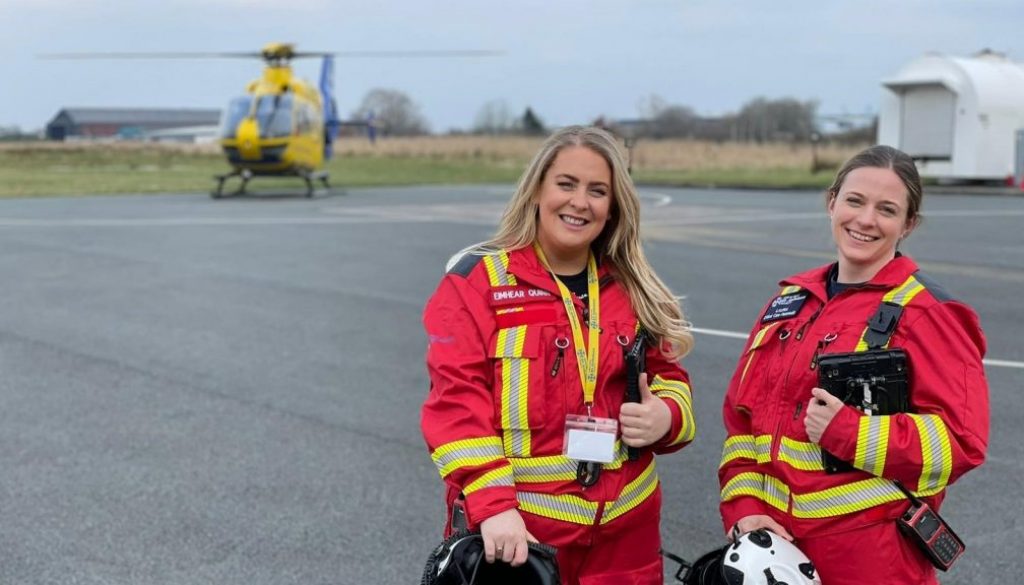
[211, 169, 253, 199]
[300, 170, 331, 198]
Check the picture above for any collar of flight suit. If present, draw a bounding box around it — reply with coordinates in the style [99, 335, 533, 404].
[780, 254, 920, 303]
[505, 245, 615, 301]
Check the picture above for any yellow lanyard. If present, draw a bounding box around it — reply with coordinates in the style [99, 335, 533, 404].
[533, 242, 601, 407]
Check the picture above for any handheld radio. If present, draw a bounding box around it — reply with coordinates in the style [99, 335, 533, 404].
[895, 482, 966, 571]
[623, 330, 647, 461]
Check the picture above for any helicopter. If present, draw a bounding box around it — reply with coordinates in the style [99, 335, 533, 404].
[42, 43, 498, 198]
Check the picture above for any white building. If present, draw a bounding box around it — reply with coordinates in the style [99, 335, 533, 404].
[877, 50, 1024, 181]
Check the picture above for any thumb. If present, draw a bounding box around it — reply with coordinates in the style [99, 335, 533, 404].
[810, 387, 838, 405]
[525, 530, 539, 544]
[639, 373, 655, 400]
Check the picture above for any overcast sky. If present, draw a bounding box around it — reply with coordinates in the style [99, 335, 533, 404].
[2, 0, 1022, 132]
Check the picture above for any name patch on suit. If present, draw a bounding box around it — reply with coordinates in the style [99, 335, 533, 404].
[761, 292, 808, 323]
[489, 286, 553, 307]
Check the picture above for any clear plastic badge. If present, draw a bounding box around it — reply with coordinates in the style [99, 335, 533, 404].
[563, 414, 618, 463]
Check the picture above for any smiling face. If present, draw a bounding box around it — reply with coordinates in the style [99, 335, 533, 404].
[828, 166, 917, 282]
[533, 145, 614, 274]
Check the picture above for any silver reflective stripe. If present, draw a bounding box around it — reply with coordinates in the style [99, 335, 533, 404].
[755, 435, 772, 464]
[602, 461, 659, 524]
[720, 435, 756, 467]
[791, 478, 905, 519]
[910, 414, 952, 493]
[888, 277, 923, 305]
[510, 456, 578, 483]
[485, 252, 514, 286]
[517, 491, 598, 524]
[431, 440, 505, 477]
[778, 437, 825, 471]
[721, 472, 789, 512]
[464, 466, 515, 494]
[855, 416, 889, 476]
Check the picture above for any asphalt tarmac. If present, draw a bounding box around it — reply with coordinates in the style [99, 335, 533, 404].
[0, 185, 1018, 584]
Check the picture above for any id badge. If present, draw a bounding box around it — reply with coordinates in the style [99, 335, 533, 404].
[563, 414, 618, 463]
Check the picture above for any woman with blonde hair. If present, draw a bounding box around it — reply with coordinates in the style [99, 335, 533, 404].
[422, 125, 696, 584]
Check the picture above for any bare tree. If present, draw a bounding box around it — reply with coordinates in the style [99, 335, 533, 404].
[473, 100, 514, 135]
[351, 88, 429, 136]
[734, 97, 819, 142]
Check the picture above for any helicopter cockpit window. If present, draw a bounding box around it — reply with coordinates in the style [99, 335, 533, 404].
[254, 94, 294, 138]
[220, 96, 252, 138]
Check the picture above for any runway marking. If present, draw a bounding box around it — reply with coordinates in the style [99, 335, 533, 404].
[692, 327, 1023, 370]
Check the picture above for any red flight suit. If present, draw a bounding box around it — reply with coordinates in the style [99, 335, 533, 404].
[719, 256, 989, 585]
[422, 246, 695, 585]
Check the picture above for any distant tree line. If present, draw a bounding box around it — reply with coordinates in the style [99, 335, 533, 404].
[616, 94, 822, 142]
[345, 88, 872, 143]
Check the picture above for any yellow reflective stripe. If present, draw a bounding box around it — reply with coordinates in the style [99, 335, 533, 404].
[778, 437, 825, 471]
[909, 414, 953, 493]
[792, 477, 906, 518]
[650, 377, 692, 406]
[720, 434, 757, 467]
[463, 465, 515, 494]
[431, 437, 505, 477]
[854, 416, 890, 476]
[510, 455, 577, 483]
[602, 460, 659, 524]
[720, 472, 789, 512]
[482, 251, 516, 287]
[496, 325, 528, 358]
[740, 322, 780, 385]
[518, 491, 599, 525]
[884, 276, 926, 306]
[854, 276, 925, 351]
[510, 443, 629, 483]
[497, 326, 531, 457]
[496, 307, 524, 315]
[755, 434, 772, 464]
[780, 285, 802, 295]
[657, 391, 696, 445]
[652, 377, 695, 445]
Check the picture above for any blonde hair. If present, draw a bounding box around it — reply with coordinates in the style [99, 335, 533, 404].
[476, 125, 693, 359]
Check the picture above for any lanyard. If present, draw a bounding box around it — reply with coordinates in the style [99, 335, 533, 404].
[533, 242, 601, 408]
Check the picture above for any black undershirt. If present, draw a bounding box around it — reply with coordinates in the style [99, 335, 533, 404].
[555, 267, 590, 301]
[826, 263, 867, 299]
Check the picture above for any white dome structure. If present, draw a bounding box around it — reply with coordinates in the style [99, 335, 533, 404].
[878, 50, 1024, 181]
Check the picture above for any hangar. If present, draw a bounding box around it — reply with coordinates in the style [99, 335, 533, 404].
[877, 50, 1024, 181]
[45, 108, 221, 142]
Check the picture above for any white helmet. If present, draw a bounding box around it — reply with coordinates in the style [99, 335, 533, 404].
[721, 529, 821, 585]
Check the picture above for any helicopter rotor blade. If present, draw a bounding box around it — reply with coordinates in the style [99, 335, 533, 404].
[39, 50, 501, 60]
[37, 52, 264, 60]
[292, 50, 503, 59]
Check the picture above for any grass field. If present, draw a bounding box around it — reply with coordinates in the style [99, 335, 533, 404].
[0, 138, 865, 198]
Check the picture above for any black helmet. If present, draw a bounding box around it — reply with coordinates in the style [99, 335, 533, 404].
[421, 531, 560, 585]
[665, 530, 820, 585]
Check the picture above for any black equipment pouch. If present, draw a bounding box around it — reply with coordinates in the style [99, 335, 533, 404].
[623, 329, 647, 461]
[894, 482, 966, 571]
[816, 348, 909, 473]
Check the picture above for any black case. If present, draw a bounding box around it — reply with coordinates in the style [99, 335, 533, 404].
[816, 349, 909, 473]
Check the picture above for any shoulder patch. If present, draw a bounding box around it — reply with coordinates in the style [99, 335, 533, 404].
[446, 251, 484, 277]
[913, 270, 956, 302]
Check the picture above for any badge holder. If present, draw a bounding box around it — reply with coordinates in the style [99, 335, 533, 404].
[563, 413, 617, 487]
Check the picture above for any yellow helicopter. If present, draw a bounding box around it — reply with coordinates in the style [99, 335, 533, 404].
[213, 42, 338, 198]
[43, 43, 498, 198]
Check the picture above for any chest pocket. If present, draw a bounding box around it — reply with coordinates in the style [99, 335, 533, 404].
[489, 325, 545, 457]
[734, 319, 801, 413]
